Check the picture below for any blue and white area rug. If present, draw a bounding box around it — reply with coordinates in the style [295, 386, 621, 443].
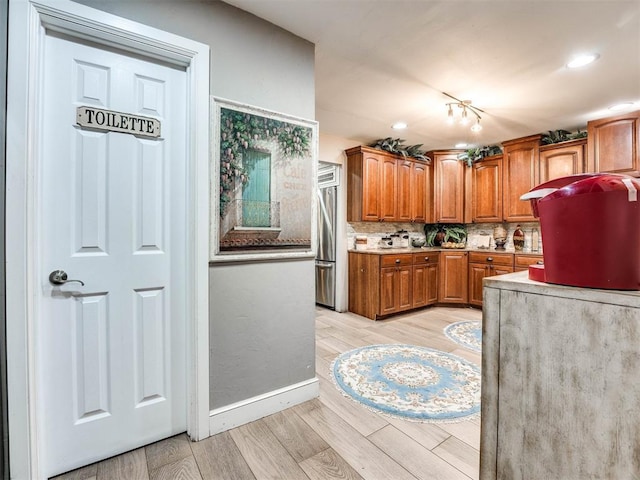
[444, 321, 482, 353]
[330, 344, 480, 423]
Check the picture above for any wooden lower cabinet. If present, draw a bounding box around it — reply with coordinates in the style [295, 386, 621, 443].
[349, 250, 542, 317]
[348, 252, 378, 319]
[380, 264, 413, 315]
[438, 250, 468, 304]
[468, 252, 514, 307]
[514, 253, 544, 272]
[412, 252, 439, 308]
[349, 251, 440, 320]
[348, 252, 413, 320]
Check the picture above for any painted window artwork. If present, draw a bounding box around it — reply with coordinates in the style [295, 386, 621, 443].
[241, 149, 271, 228]
[211, 98, 318, 261]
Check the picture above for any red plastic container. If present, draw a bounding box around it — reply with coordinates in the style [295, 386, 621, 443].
[521, 173, 640, 290]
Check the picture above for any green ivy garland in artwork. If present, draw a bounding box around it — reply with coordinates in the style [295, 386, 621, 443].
[219, 107, 312, 216]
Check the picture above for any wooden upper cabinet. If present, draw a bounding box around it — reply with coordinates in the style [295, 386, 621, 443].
[361, 151, 383, 220]
[396, 158, 413, 222]
[587, 110, 640, 177]
[346, 146, 397, 221]
[346, 146, 431, 222]
[397, 158, 432, 223]
[471, 155, 503, 222]
[411, 160, 431, 223]
[502, 135, 542, 223]
[539, 138, 586, 183]
[379, 154, 398, 221]
[431, 150, 465, 223]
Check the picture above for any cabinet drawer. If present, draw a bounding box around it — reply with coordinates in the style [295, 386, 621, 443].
[515, 254, 544, 268]
[412, 252, 440, 265]
[380, 254, 413, 267]
[468, 251, 513, 266]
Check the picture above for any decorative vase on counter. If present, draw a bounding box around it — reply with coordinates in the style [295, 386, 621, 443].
[513, 225, 525, 251]
[493, 225, 507, 251]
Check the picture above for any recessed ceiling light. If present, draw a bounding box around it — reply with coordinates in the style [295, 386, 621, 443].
[455, 143, 468, 148]
[566, 53, 599, 69]
[608, 102, 635, 111]
[391, 122, 407, 130]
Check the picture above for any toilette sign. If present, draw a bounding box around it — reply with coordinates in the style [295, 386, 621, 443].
[76, 106, 161, 138]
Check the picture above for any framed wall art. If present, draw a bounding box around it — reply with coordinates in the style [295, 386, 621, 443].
[210, 97, 318, 262]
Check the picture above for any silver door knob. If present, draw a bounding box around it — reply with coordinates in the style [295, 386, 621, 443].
[49, 270, 85, 286]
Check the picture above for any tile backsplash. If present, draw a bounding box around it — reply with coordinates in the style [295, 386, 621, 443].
[347, 222, 543, 253]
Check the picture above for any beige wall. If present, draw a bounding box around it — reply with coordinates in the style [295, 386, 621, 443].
[72, 0, 317, 411]
[319, 132, 365, 165]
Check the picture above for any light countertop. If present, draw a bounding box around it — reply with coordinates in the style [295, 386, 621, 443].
[349, 247, 542, 255]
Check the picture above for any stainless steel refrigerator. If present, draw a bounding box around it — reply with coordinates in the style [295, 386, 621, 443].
[315, 184, 337, 308]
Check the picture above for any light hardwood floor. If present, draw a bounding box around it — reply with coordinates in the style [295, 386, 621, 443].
[52, 306, 482, 480]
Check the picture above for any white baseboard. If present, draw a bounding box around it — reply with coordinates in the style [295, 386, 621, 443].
[208, 377, 319, 435]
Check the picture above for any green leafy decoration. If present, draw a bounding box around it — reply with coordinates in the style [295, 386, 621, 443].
[541, 129, 588, 145]
[457, 145, 502, 167]
[423, 223, 467, 246]
[368, 137, 431, 161]
[219, 108, 312, 217]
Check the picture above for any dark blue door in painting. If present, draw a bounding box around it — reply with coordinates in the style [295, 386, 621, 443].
[242, 149, 271, 227]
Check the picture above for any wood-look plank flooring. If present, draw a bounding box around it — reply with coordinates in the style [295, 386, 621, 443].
[52, 306, 482, 480]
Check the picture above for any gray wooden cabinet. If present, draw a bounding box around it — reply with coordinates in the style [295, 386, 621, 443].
[481, 273, 640, 480]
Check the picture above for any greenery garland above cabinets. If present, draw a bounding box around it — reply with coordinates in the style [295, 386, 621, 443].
[368, 137, 431, 161]
[540, 129, 587, 145]
[457, 145, 502, 167]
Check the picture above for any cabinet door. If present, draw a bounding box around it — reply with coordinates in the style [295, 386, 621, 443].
[348, 252, 379, 320]
[411, 161, 429, 223]
[433, 152, 465, 223]
[398, 266, 413, 311]
[379, 267, 397, 315]
[397, 159, 413, 222]
[503, 136, 541, 222]
[468, 264, 487, 307]
[380, 265, 412, 315]
[491, 265, 514, 277]
[426, 264, 439, 305]
[514, 254, 543, 273]
[380, 156, 398, 221]
[539, 140, 585, 183]
[413, 265, 428, 308]
[472, 156, 503, 222]
[587, 111, 640, 176]
[361, 153, 383, 221]
[438, 251, 468, 304]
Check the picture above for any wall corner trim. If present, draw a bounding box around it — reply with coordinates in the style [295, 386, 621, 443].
[208, 378, 319, 435]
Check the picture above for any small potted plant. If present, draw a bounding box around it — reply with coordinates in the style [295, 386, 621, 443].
[424, 223, 467, 248]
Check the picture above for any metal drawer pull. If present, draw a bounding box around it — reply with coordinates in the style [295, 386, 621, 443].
[487, 257, 493, 261]
[395, 259, 401, 264]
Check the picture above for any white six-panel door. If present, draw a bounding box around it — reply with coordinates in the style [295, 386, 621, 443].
[38, 32, 188, 476]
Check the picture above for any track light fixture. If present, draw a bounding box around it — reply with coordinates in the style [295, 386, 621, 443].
[443, 92, 484, 133]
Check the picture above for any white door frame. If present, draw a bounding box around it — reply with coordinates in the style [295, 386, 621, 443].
[6, 1, 210, 478]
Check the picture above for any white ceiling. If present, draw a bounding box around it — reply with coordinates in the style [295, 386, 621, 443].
[223, 0, 640, 151]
